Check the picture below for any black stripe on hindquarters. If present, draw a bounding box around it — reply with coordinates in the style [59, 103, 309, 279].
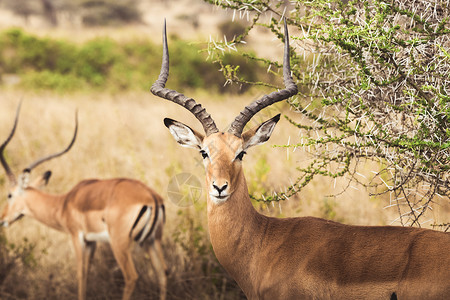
[139, 204, 160, 245]
[134, 206, 153, 243]
[130, 205, 148, 238]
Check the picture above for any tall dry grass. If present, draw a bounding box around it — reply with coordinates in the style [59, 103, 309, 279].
[0, 89, 447, 299]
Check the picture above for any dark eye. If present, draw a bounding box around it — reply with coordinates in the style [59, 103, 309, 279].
[7, 193, 12, 199]
[236, 151, 246, 161]
[200, 150, 208, 159]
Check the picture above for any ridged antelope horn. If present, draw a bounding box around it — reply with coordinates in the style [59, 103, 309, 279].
[150, 19, 219, 136]
[228, 21, 298, 137]
[0, 101, 22, 186]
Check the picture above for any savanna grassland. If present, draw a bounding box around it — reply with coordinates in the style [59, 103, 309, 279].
[1, 89, 437, 300]
[0, 2, 448, 299]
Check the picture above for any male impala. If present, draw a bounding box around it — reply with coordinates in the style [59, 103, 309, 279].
[151, 21, 450, 299]
[0, 104, 167, 300]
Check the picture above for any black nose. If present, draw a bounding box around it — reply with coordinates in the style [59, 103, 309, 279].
[213, 182, 228, 194]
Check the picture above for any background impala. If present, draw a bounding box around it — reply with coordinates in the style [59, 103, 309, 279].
[0, 103, 167, 300]
[151, 21, 450, 300]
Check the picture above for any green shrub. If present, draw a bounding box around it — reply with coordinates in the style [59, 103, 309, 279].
[0, 233, 37, 288]
[21, 70, 86, 91]
[0, 28, 269, 94]
[0, 28, 78, 74]
[75, 38, 120, 86]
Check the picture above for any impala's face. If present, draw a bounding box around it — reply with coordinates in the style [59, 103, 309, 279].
[0, 171, 51, 227]
[164, 114, 280, 205]
[1, 184, 27, 227]
[201, 132, 245, 204]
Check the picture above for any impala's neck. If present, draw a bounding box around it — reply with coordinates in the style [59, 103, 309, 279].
[24, 188, 67, 232]
[206, 170, 263, 292]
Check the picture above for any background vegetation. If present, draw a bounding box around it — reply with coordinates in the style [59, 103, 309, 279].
[0, 28, 268, 93]
[207, 0, 450, 229]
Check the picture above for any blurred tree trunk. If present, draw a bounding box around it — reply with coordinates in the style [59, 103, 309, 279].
[41, 0, 58, 26]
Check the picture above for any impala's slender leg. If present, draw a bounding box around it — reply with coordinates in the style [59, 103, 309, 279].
[110, 237, 138, 300]
[146, 240, 167, 300]
[82, 241, 96, 287]
[72, 235, 88, 300]
[155, 239, 168, 278]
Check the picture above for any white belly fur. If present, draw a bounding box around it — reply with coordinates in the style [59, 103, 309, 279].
[84, 230, 110, 242]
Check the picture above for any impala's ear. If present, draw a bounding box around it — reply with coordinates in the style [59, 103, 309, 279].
[242, 114, 280, 150]
[30, 170, 52, 188]
[164, 118, 204, 149]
